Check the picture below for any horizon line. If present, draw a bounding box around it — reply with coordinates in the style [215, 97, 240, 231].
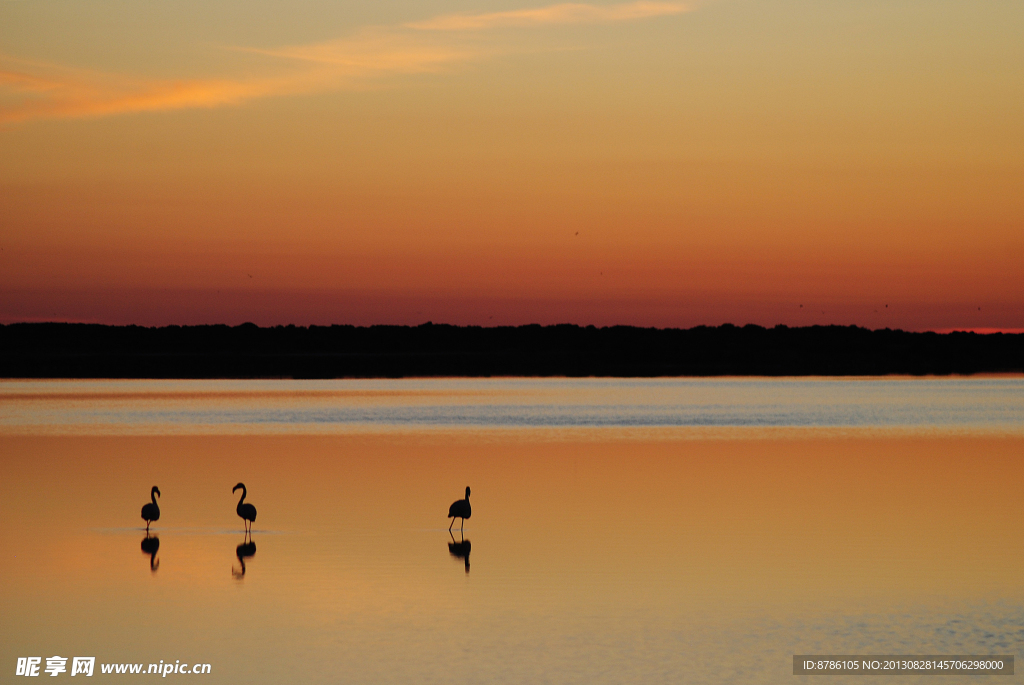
[3, 320, 1023, 335]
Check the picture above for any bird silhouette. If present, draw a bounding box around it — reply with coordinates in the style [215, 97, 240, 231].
[448, 486, 471, 532]
[448, 530, 471, 574]
[141, 486, 160, 532]
[233, 483, 257, 534]
[232, 538, 257, 578]
[140, 534, 160, 572]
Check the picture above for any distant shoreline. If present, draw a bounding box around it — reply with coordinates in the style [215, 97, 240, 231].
[1, 322, 1021, 379]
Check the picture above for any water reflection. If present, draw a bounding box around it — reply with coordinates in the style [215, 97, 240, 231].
[140, 534, 159, 573]
[232, 536, 256, 579]
[448, 531, 471, 574]
[6, 420, 1024, 685]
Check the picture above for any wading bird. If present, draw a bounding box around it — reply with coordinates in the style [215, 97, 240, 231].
[233, 483, 257, 534]
[141, 486, 160, 532]
[448, 486, 471, 532]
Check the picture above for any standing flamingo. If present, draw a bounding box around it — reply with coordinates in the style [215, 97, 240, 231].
[448, 486, 471, 532]
[141, 486, 160, 532]
[232, 483, 257, 534]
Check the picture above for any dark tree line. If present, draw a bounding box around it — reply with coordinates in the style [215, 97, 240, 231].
[1, 322, 1020, 378]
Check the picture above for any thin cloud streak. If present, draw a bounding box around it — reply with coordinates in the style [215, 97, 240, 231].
[243, 29, 476, 68]
[407, 1, 689, 31]
[0, 68, 293, 124]
[0, 1, 689, 124]
[0, 35, 473, 125]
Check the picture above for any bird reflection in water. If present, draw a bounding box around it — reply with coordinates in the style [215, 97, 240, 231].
[232, 536, 256, 579]
[140, 534, 160, 573]
[448, 531, 471, 574]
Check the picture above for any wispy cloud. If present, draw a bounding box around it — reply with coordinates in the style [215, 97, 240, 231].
[242, 29, 476, 68]
[0, 65, 292, 124]
[406, 1, 688, 31]
[0, 1, 690, 125]
[0, 33, 472, 125]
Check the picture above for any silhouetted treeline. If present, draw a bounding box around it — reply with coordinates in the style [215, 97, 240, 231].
[0, 322, 1020, 378]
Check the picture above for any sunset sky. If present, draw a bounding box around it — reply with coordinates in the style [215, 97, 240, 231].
[1, 0, 1021, 330]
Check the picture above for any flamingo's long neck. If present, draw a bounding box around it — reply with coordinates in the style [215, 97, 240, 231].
[151, 490, 158, 505]
[237, 488, 246, 507]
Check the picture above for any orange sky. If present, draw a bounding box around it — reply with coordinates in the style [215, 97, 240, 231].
[1, 0, 1022, 329]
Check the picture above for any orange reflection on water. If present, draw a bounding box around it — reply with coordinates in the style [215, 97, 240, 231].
[2, 432, 1022, 683]
[4, 432, 1022, 597]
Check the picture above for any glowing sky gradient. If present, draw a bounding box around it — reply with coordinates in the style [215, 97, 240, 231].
[1, 0, 1021, 329]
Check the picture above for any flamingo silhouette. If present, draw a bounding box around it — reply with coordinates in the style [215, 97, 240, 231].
[141, 486, 160, 532]
[233, 483, 257, 534]
[448, 486, 471, 532]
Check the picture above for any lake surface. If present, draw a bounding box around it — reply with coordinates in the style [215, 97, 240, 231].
[1, 378, 1022, 683]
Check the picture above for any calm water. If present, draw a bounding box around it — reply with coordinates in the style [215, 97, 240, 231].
[2, 377, 1023, 434]
[1, 378, 1022, 683]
